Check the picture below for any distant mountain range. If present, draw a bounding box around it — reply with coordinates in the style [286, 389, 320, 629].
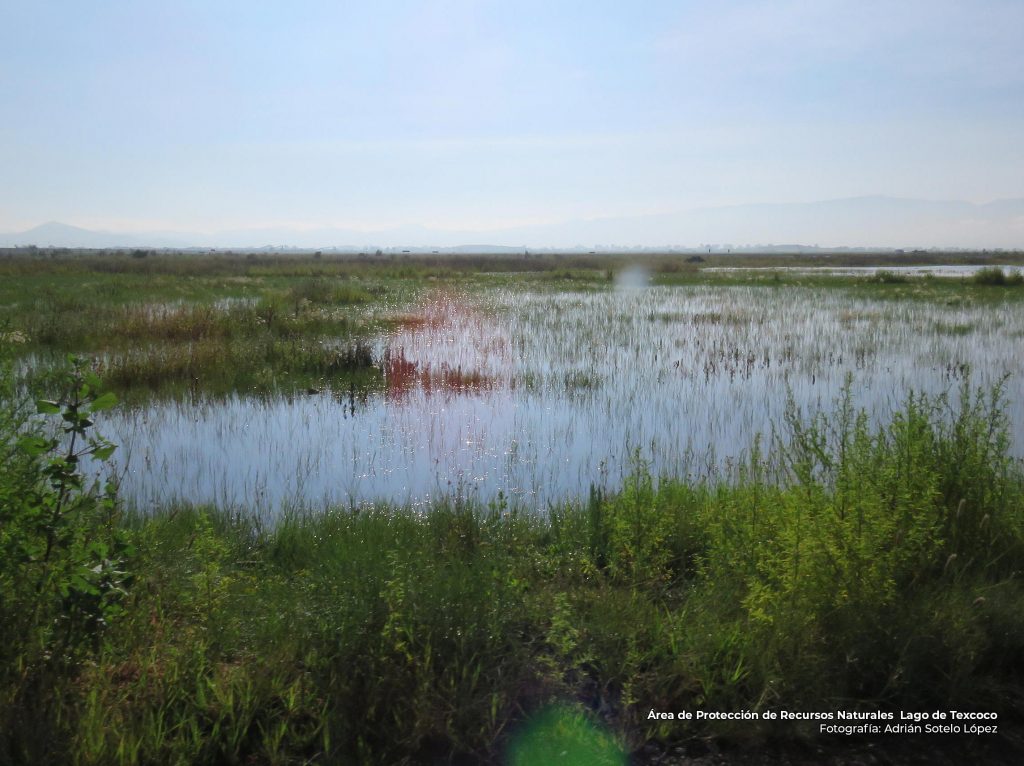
[2, 196, 1023, 250]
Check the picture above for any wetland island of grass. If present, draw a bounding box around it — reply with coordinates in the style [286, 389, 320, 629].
[2, 251, 1024, 764]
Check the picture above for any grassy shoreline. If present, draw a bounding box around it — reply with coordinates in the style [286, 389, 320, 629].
[2, 368, 1023, 764]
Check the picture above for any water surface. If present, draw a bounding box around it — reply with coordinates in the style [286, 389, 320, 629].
[100, 284, 1024, 515]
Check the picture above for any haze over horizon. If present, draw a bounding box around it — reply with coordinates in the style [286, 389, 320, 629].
[3, 1, 1023, 245]
[4, 195, 1024, 250]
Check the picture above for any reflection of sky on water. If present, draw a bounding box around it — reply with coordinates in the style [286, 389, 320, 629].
[703, 265, 1024, 278]
[98, 286, 1024, 516]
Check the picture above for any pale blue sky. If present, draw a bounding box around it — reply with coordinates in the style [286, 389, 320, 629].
[2, 0, 1023, 235]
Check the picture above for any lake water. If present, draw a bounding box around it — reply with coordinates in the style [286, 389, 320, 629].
[702, 264, 1024, 278]
[99, 284, 1024, 515]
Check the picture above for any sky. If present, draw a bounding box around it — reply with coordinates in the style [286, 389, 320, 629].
[2, 0, 1023, 240]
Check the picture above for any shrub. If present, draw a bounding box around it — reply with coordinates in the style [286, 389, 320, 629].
[972, 267, 1024, 286]
[0, 357, 131, 760]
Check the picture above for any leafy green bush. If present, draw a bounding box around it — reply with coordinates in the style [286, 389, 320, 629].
[600, 454, 676, 587]
[0, 357, 131, 761]
[688, 378, 1024, 709]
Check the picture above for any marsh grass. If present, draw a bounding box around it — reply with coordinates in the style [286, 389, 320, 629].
[93, 337, 380, 399]
[871, 269, 911, 284]
[2, 373, 1023, 764]
[6, 273, 397, 400]
[4, 253, 1024, 403]
[51, 275, 1023, 513]
[973, 267, 1024, 287]
[3, 253, 1024, 762]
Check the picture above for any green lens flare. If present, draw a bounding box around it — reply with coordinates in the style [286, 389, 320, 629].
[507, 705, 625, 766]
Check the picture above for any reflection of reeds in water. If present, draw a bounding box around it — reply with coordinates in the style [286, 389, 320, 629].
[381, 290, 510, 401]
[92, 282, 1024, 514]
[382, 347, 497, 401]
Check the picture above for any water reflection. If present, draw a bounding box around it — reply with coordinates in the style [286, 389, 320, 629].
[703, 264, 1024, 278]
[100, 286, 1024, 515]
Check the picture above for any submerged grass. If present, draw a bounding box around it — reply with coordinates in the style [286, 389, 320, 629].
[2, 369, 1023, 764]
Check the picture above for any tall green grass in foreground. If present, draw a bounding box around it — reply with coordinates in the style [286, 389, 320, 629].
[1, 363, 1023, 763]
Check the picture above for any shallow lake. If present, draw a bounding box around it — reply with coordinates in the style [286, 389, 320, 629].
[702, 264, 1024, 277]
[98, 284, 1024, 515]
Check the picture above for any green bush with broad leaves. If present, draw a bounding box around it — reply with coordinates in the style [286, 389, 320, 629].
[0, 355, 131, 760]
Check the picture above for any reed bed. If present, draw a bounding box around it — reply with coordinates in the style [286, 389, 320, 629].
[80, 280, 1024, 514]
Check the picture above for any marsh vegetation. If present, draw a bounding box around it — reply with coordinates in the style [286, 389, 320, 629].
[2, 251, 1024, 764]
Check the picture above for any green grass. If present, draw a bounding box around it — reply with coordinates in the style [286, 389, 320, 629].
[2, 362, 1023, 764]
[1, 265, 406, 400]
[3, 252, 1024, 762]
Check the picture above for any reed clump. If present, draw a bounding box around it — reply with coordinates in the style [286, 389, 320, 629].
[972, 267, 1024, 287]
